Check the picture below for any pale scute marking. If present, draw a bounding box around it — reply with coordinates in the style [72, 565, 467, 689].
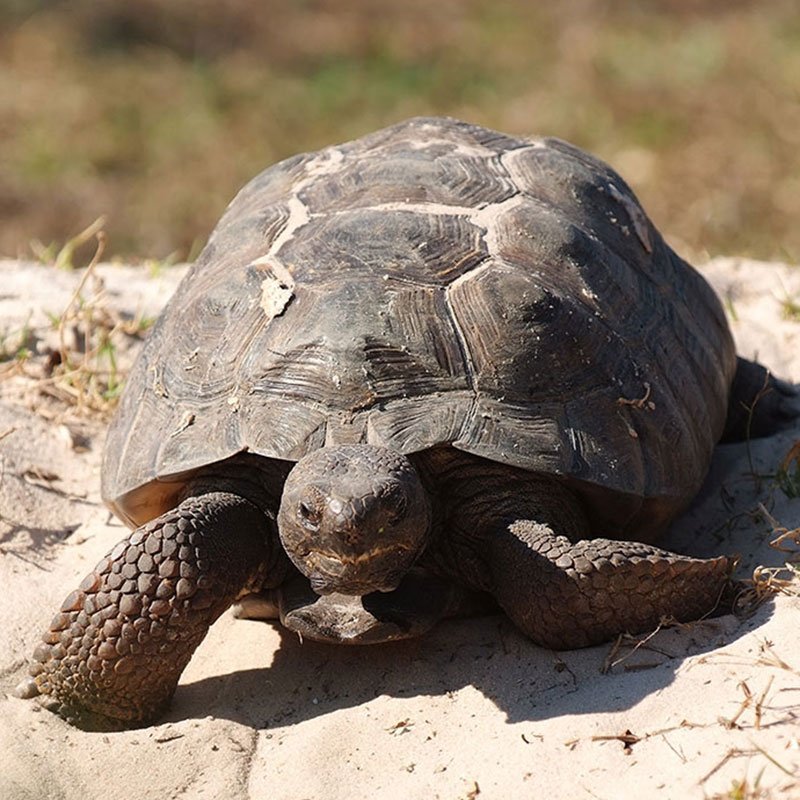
[471, 194, 527, 255]
[268, 194, 310, 258]
[246, 147, 346, 320]
[343, 201, 476, 217]
[250, 258, 296, 320]
[405, 135, 494, 159]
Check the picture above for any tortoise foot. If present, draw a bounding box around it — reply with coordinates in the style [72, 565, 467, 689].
[723, 357, 800, 441]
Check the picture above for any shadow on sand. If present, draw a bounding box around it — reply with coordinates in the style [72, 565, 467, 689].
[171, 595, 769, 731]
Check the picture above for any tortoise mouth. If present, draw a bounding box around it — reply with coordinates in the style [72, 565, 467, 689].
[304, 547, 413, 595]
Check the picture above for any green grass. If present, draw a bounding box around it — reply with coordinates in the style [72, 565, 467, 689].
[1, 0, 799, 263]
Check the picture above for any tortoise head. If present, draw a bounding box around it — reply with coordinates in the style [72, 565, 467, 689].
[277, 445, 431, 596]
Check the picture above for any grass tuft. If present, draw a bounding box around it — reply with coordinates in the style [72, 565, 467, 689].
[0, 224, 155, 419]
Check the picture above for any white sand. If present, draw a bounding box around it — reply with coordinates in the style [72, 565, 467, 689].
[0, 257, 798, 800]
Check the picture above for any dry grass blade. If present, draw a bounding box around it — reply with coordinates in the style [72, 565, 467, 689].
[699, 748, 761, 787]
[464, 781, 480, 800]
[719, 677, 778, 732]
[734, 566, 798, 618]
[30, 215, 108, 271]
[757, 503, 800, 555]
[755, 640, 796, 673]
[748, 739, 796, 778]
[774, 439, 800, 499]
[46, 229, 121, 416]
[600, 591, 736, 675]
[742, 370, 775, 492]
[703, 742, 795, 799]
[588, 721, 705, 753]
[0, 427, 16, 442]
[768, 528, 800, 554]
[753, 677, 774, 731]
[591, 729, 640, 756]
[720, 681, 753, 730]
[601, 618, 676, 674]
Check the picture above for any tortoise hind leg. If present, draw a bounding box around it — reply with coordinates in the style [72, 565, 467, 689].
[721, 356, 800, 442]
[21, 491, 282, 730]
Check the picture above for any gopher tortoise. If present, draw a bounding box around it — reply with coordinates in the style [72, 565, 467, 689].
[23, 117, 797, 729]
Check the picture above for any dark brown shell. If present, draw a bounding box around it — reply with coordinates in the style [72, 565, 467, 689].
[103, 117, 736, 531]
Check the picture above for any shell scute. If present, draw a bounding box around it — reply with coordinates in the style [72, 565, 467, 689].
[278, 208, 488, 285]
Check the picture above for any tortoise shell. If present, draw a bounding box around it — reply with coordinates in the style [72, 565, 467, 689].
[103, 117, 736, 535]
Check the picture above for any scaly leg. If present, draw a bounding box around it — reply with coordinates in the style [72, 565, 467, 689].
[489, 516, 732, 649]
[437, 463, 733, 650]
[21, 491, 283, 729]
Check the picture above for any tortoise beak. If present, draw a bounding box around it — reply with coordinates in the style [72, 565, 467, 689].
[307, 567, 403, 597]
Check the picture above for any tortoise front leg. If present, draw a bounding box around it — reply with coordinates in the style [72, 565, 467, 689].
[22, 492, 283, 730]
[439, 470, 734, 650]
[489, 518, 733, 650]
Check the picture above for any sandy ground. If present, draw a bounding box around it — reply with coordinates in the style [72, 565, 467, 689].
[0, 257, 798, 800]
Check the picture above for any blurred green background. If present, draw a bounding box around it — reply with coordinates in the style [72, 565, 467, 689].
[1, 0, 798, 264]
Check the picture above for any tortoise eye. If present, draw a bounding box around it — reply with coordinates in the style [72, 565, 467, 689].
[298, 501, 321, 530]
